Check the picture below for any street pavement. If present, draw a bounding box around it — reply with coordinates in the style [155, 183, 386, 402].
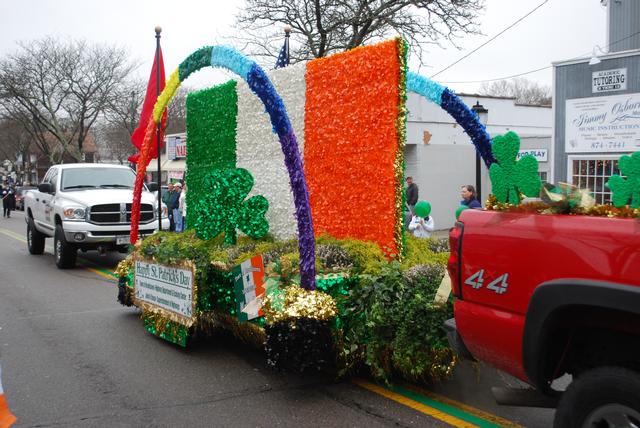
[0, 210, 554, 427]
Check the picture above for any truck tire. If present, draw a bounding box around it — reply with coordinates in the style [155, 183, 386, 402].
[54, 224, 77, 269]
[553, 366, 640, 428]
[27, 217, 45, 255]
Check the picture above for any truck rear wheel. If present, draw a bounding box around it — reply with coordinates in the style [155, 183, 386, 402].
[27, 217, 45, 255]
[54, 225, 77, 269]
[554, 366, 640, 428]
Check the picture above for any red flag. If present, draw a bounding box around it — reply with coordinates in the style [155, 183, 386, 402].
[128, 47, 167, 165]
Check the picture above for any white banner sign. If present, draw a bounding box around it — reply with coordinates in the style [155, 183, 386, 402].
[565, 93, 640, 153]
[175, 139, 187, 158]
[167, 136, 177, 161]
[517, 149, 548, 162]
[168, 171, 184, 181]
[592, 68, 626, 93]
[134, 260, 194, 318]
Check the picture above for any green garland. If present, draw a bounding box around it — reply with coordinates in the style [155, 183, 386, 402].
[120, 231, 453, 382]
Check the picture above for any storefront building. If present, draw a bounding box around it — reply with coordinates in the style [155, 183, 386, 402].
[553, 0, 640, 204]
[406, 93, 552, 229]
[145, 132, 187, 184]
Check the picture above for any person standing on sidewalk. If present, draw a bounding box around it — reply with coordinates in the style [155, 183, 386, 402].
[172, 182, 183, 232]
[405, 177, 419, 215]
[178, 183, 187, 231]
[162, 183, 176, 231]
[460, 184, 482, 209]
[408, 200, 434, 238]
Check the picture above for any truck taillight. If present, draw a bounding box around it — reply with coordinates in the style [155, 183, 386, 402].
[447, 221, 464, 298]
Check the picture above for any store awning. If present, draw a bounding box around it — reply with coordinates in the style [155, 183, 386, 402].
[145, 157, 186, 172]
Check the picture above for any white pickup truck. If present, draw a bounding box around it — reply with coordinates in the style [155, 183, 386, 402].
[25, 163, 169, 268]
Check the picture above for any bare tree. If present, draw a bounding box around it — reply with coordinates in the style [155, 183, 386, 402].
[94, 83, 192, 163]
[479, 78, 552, 106]
[0, 37, 138, 163]
[0, 118, 31, 162]
[165, 86, 191, 135]
[94, 122, 137, 165]
[235, 0, 484, 65]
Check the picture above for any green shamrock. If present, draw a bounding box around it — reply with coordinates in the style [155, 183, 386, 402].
[606, 151, 640, 208]
[489, 131, 542, 204]
[192, 168, 269, 245]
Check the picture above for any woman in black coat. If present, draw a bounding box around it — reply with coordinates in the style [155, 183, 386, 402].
[2, 186, 15, 218]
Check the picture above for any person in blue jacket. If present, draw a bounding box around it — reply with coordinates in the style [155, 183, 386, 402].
[460, 184, 482, 209]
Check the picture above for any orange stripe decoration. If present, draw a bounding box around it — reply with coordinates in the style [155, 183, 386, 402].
[0, 365, 16, 428]
[304, 39, 405, 257]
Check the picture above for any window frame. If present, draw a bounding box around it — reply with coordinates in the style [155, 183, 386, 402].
[567, 154, 622, 205]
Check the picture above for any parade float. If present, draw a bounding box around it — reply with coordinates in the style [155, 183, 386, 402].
[115, 37, 640, 384]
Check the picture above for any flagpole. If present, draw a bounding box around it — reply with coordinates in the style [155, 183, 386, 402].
[155, 26, 163, 231]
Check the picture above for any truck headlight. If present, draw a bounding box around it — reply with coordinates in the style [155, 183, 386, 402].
[155, 206, 168, 219]
[63, 207, 87, 220]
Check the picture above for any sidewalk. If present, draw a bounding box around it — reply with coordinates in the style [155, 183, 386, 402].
[432, 229, 450, 240]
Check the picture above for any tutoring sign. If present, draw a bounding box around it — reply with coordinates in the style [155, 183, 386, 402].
[565, 93, 640, 153]
[134, 260, 195, 321]
[592, 68, 626, 93]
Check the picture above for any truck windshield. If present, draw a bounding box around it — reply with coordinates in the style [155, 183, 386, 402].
[61, 168, 136, 191]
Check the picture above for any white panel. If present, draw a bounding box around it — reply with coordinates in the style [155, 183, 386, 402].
[235, 62, 306, 239]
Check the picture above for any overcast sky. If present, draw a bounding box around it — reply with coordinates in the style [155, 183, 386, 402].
[0, 0, 607, 94]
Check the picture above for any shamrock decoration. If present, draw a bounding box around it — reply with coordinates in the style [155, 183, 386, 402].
[489, 131, 542, 204]
[606, 151, 640, 208]
[192, 168, 269, 245]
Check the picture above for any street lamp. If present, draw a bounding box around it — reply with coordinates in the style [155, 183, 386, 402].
[471, 101, 488, 202]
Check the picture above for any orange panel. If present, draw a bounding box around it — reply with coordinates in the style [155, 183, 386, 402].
[304, 40, 403, 255]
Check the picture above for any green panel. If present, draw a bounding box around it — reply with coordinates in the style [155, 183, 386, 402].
[185, 80, 238, 230]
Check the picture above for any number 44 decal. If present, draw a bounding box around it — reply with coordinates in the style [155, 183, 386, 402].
[464, 270, 509, 294]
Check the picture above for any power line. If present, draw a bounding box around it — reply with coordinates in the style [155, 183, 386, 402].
[437, 30, 640, 84]
[430, 0, 550, 79]
[439, 65, 551, 84]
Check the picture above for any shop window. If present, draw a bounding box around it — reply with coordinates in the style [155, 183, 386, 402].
[538, 171, 548, 184]
[571, 159, 620, 204]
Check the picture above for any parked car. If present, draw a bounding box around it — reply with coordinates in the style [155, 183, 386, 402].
[15, 186, 36, 211]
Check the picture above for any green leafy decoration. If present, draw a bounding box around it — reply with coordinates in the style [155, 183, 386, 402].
[489, 131, 542, 204]
[192, 168, 269, 245]
[606, 151, 640, 208]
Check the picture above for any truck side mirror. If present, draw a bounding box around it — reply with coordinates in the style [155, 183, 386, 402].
[38, 183, 53, 194]
[147, 182, 158, 192]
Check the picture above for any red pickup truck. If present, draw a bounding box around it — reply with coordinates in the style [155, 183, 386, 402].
[446, 209, 640, 427]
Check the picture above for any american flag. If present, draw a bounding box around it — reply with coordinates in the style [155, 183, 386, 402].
[274, 38, 289, 69]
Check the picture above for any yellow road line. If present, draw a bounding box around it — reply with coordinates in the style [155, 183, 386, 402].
[353, 379, 479, 428]
[83, 266, 117, 281]
[399, 382, 524, 428]
[0, 228, 27, 243]
[0, 226, 117, 282]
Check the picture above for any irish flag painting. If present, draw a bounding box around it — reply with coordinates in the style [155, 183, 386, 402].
[185, 39, 407, 257]
[0, 364, 16, 428]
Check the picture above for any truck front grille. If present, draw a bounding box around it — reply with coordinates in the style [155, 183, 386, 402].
[90, 203, 154, 224]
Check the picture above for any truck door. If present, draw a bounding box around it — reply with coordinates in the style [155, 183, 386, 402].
[36, 168, 57, 234]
